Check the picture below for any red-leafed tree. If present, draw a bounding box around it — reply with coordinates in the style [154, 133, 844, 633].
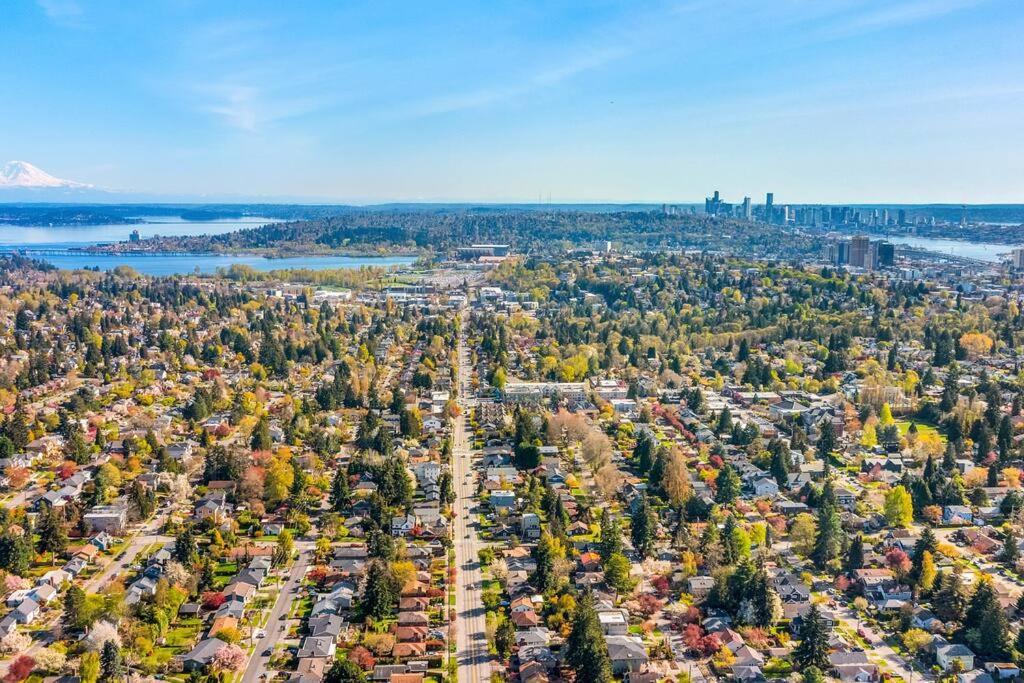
[4, 655, 34, 683]
[348, 645, 375, 671]
[201, 591, 226, 610]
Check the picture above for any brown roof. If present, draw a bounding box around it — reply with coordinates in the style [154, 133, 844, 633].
[397, 611, 429, 626]
[209, 616, 238, 636]
[226, 544, 274, 559]
[296, 658, 328, 677]
[399, 596, 430, 610]
[400, 580, 429, 597]
[72, 545, 100, 559]
[390, 675, 424, 683]
[392, 642, 427, 658]
[395, 626, 429, 641]
[511, 610, 540, 627]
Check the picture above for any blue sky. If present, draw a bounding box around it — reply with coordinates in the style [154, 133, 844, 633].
[2, 0, 1022, 203]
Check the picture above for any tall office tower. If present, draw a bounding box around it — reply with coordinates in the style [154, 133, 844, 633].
[743, 196, 752, 220]
[882, 209, 890, 226]
[705, 190, 722, 216]
[850, 235, 870, 268]
[898, 209, 907, 226]
[866, 242, 880, 270]
[877, 242, 895, 267]
[1012, 248, 1024, 270]
[837, 241, 850, 265]
[764, 192, 774, 222]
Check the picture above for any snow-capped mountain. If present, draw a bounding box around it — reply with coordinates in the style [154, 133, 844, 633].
[0, 160, 92, 189]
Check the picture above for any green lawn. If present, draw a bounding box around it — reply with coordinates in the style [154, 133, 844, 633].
[165, 618, 204, 647]
[896, 420, 946, 442]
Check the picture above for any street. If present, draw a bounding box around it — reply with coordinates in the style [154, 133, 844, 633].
[452, 324, 492, 683]
[239, 549, 312, 683]
[834, 603, 930, 683]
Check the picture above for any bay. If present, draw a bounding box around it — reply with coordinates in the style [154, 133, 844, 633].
[0, 216, 280, 247]
[882, 235, 1016, 263]
[0, 218, 417, 275]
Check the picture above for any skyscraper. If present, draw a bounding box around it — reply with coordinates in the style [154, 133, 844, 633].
[705, 190, 722, 216]
[764, 192, 774, 223]
[1012, 248, 1024, 270]
[743, 196, 752, 220]
[850, 235, 870, 268]
[877, 242, 895, 267]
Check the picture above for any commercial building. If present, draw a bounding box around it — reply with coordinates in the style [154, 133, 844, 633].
[502, 382, 587, 404]
[849, 235, 870, 268]
[457, 244, 511, 259]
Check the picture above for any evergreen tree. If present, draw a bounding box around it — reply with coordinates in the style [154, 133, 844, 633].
[4, 405, 29, 450]
[437, 469, 455, 507]
[933, 571, 967, 623]
[769, 442, 790, 487]
[964, 579, 1011, 659]
[531, 533, 560, 594]
[0, 531, 32, 575]
[128, 480, 156, 521]
[99, 640, 122, 683]
[845, 535, 864, 574]
[251, 414, 272, 451]
[634, 430, 657, 474]
[812, 493, 842, 569]
[715, 465, 741, 505]
[1002, 529, 1020, 567]
[630, 494, 656, 560]
[363, 559, 398, 620]
[816, 420, 836, 463]
[38, 505, 68, 561]
[597, 509, 622, 563]
[793, 604, 830, 670]
[494, 615, 516, 660]
[367, 528, 397, 562]
[62, 584, 87, 633]
[329, 466, 351, 512]
[564, 592, 613, 683]
[716, 407, 733, 435]
[174, 526, 199, 566]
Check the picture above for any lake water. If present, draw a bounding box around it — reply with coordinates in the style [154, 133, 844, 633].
[883, 235, 1016, 262]
[0, 216, 279, 246]
[0, 218, 416, 275]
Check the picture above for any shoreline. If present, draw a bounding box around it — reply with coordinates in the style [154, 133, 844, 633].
[72, 245, 425, 259]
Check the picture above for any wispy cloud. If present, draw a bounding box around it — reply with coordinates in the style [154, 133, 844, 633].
[36, 0, 82, 25]
[402, 45, 628, 118]
[818, 0, 990, 39]
[172, 19, 350, 133]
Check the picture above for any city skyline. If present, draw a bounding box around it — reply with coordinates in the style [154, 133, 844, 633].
[2, 0, 1023, 203]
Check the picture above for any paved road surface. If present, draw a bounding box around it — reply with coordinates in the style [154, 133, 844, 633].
[240, 549, 311, 683]
[452, 325, 492, 683]
[834, 604, 930, 682]
[0, 510, 173, 675]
